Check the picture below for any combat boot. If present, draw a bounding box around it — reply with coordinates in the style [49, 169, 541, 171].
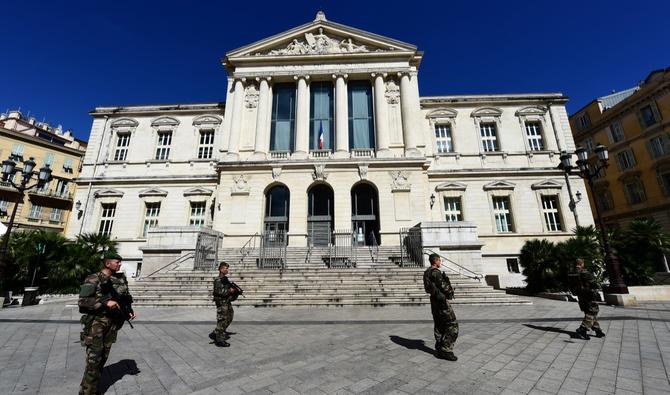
[209, 331, 229, 341]
[575, 326, 590, 340]
[436, 351, 458, 361]
[593, 328, 606, 338]
[214, 339, 230, 347]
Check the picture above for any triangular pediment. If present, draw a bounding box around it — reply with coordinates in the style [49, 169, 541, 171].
[94, 189, 124, 198]
[516, 106, 547, 117]
[531, 179, 563, 190]
[193, 115, 222, 126]
[435, 182, 467, 191]
[483, 180, 516, 190]
[426, 108, 458, 120]
[183, 187, 213, 197]
[226, 12, 417, 61]
[138, 188, 168, 197]
[110, 118, 138, 128]
[151, 117, 180, 128]
[471, 107, 503, 118]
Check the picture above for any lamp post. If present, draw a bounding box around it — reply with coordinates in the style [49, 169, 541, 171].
[0, 156, 53, 301]
[559, 145, 628, 294]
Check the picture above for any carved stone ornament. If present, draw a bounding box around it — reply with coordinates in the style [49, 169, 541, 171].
[389, 170, 411, 191]
[385, 79, 400, 104]
[244, 84, 259, 108]
[358, 164, 368, 180]
[258, 28, 371, 56]
[313, 164, 328, 181]
[272, 167, 282, 180]
[232, 175, 250, 194]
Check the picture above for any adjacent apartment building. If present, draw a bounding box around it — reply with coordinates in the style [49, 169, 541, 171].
[0, 110, 87, 234]
[569, 67, 670, 231]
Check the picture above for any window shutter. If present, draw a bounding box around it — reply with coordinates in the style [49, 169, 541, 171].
[636, 110, 646, 129]
[646, 140, 656, 160]
[658, 173, 669, 196]
[607, 126, 614, 143]
[651, 101, 662, 121]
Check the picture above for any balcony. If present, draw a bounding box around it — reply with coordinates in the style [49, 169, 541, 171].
[351, 148, 375, 158]
[28, 188, 73, 201]
[309, 149, 331, 159]
[269, 151, 290, 160]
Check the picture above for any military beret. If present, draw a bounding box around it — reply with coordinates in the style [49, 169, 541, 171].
[103, 250, 123, 261]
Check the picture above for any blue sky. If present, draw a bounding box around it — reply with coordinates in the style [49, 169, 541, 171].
[2, 0, 669, 140]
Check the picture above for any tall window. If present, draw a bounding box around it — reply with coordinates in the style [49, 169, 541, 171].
[507, 258, 520, 273]
[143, 202, 161, 237]
[640, 105, 658, 127]
[189, 201, 206, 227]
[577, 113, 591, 130]
[623, 178, 646, 204]
[658, 169, 670, 196]
[10, 144, 24, 161]
[648, 134, 670, 159]
[198, 129, 215, 159]
[55, 179, 69, 196]
[28, 204, 42, 220]
[435, 124, 453, 153]
[541, 195, 562, 232]
[492, 196, 513, 232]
[616, 149, 636, 171]
[43, 153, 55, 167]
[155, 131, 172, 160]
[525, 122, 544, 151]
[609, 121, 625, 143]
[98, 203, 116, 236]
[62, 158, 73, 173]
[49, 208, 62, 222]
[309, 82, 334, 151]
[443, 197, 462, 221]
[595, 189, 614, 212]
[114, 133, 131, 161]
[0, 200, 9, 214]
[348, 81, 375, 149]
[480, 123, 499, 152]
[270, 83, 296, 152]
[583, 137, 594, 154]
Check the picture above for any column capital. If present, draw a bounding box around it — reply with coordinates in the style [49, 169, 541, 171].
[234, 77, 247, 83]
[255, 76, 272, 83]
[370, 72, 388, 79]
[293, 75, 310, 81]
[331, 73, 348, 80]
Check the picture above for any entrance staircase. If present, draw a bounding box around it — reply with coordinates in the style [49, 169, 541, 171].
[132, 246, 530, 307]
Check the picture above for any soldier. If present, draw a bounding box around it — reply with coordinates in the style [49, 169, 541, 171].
[208, 261, 238, 347]
[423, 253, 458, 361]
[78, 251, 136, 395]
[573, 258, 605, 340]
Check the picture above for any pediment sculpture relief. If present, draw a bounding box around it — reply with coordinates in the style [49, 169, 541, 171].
[257, 29, 373, 56]
[385, 79, 400, 104]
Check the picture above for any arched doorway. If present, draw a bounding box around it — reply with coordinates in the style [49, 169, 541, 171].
[264, 185, 290, 240]
[351, 182, 380, 245]
[307, 184, 334, 246]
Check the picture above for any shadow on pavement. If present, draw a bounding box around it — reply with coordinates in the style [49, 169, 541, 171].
[523, 324, 582, 340]
[389, 335, 434, 355]
[99, 359, 140, 393]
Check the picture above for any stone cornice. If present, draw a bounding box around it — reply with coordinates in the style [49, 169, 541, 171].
[217, 157, 429, 172]
[75, 175, 217, 185]
[0, 127, 86, 156]
[427, 168, 566, 178]
[90, 103, 225, 116]
[420, 94, 567, 106]
[232, 67, 411, 80]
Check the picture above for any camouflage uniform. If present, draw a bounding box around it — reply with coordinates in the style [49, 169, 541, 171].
[575, 268, 601, 331]
[78, 272, 133, 395]
[423, 267, 458, 355]
[213, 275, 234, 343]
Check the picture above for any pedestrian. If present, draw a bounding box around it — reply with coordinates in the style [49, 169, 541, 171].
[209, 261, 238, 347]
[572, 258, 605, 340]
[423, 253, 458, 361]
[78, 251, 136, 395]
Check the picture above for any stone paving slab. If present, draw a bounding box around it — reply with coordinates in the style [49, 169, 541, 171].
[1, 298, 669, 394]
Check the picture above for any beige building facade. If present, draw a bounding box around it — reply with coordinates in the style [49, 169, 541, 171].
[67, 13, 593, 285]
[0, 110, 86, 234]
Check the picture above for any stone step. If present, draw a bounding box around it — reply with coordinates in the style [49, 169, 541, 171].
[133, 297, 530, 307]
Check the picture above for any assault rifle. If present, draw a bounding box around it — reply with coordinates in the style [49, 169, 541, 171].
[102, 280, 135, 328]
[229, 282, 244, 302]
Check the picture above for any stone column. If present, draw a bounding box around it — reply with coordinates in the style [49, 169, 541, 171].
[293, 75, 310, 159]
[409, 72, 424, 149]
[333, 73, 349, 159]
[399, 72, 421, 157]
[251, 77, 271, 160]
[372, 73, 392, 158]
[226, 78, 245, 161]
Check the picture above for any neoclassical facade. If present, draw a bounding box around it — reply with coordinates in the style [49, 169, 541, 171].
[67, 12, 593, 284]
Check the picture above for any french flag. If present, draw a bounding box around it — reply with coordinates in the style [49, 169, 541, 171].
[318, 121, 325, 150]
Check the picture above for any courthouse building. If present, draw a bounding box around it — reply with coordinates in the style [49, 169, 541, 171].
[67, 12, 593, 284]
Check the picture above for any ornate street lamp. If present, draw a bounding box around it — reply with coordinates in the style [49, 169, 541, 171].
[560, 146, 628, 294]
[0, 157, 53, 303]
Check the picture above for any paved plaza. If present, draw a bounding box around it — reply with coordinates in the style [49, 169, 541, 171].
[1, 298, 669, 394]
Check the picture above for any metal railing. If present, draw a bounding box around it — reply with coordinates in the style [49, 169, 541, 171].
[309, 149, 331, 159]
[328, 229, 356, 268]
[424, 248, 483, 282]
[194, 232, 220, 270]
[398, 227, 423, 267]
[258, 229, 287, 269]
[239, 232, 259, 264]
[369, 231, 379, 263]
[143, 252, 195, 278]
[269, 150, 290, 160]
[29, 188, 73, 200]
[351, 148, 375, 158]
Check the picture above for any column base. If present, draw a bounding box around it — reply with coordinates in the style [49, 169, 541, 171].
[225, 152, 240, 161]
[248, 152, 267, 161]
[404, 148, 423, 158]
[332, 150, 350, 159]
[375, 149, 394, 158]
[291, 151, 309, 160]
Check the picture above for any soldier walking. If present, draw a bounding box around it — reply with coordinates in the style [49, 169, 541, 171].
[78, 251, 136, 395]
[209, 261, 238, 347]
[423, 253, 458, 361]
[572, 258, 605, 340]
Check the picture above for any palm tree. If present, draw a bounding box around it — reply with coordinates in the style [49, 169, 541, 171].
[520, 239, 557, 292]
[614, 218, 670, 285]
